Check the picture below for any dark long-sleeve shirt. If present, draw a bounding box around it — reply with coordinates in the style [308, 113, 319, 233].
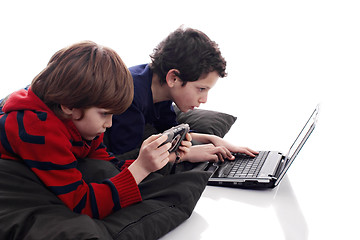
[106, 64, 177, 154]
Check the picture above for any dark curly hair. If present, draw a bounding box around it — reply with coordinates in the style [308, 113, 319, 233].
[150, 27, 227, 85]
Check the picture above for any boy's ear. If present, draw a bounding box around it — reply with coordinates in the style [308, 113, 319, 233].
[165, 69, 180, 87]
[60, 105, 84, 120]
[60, 105, 73, 115]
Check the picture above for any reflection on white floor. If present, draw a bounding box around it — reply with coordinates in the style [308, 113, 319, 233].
[161, 176, 308, 240]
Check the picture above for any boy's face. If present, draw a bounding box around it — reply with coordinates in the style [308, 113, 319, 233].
[171, 71, 219, 112]
[71, 107, 113, 141]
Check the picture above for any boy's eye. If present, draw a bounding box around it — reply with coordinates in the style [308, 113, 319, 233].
[100, 111, 112, 116]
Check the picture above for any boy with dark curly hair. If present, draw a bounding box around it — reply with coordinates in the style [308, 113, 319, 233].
[106, 27, 257, 163]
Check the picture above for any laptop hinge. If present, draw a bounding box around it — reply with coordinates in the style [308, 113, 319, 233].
[274, 155, 287, 178]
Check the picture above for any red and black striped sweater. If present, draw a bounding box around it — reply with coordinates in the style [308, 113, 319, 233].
[0, 89, 142, 219]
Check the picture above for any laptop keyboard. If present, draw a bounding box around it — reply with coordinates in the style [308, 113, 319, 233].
[221, 151, 269, 178]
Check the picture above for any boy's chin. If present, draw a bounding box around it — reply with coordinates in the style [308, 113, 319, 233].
[82, 135, 97, 141]
[180, 106, 195, 113]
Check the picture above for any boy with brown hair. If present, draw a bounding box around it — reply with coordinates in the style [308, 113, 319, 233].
[0, 41, 191, 219]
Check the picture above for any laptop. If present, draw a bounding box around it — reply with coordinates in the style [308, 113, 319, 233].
[195, 105, 319, 189]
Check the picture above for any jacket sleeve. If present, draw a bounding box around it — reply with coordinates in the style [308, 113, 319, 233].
[1, 110, 142, 219]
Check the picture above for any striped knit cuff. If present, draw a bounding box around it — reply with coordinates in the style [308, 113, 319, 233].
[119, 159, 135, 170]
[110, 167, 142, 208]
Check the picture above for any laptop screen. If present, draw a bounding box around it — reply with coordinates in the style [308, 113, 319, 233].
[275, 105, 319, 186]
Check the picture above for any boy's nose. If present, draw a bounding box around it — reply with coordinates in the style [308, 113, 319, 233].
[199, 94, 208, 104]
[104, 115, 113, 128]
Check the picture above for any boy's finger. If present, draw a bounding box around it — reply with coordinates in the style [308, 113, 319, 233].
[243, 148, 257, 157]
[185, 133, 192, 141]
[153, 134, 168, 146]
[158, 142, 172, 152]
[181, 140, 192, 148]
[143, 134, 162, 144]
[178, 145, 190, 153]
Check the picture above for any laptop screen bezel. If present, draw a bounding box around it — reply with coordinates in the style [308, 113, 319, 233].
[274, 105, 319, 186]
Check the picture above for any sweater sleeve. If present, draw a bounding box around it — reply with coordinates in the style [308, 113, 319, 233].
[1, 110, 141, 219]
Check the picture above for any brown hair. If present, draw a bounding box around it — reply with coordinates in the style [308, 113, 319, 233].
[31, 41, 133, 118]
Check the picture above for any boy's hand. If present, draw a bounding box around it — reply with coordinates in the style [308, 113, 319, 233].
[210, 136, 258, 160]
[128, 134, 171, 184]
[172, 133, 192, 160]
[182, 144, 230, 163]
[188, 133, 258, 162]
[181, 141, 258, 163]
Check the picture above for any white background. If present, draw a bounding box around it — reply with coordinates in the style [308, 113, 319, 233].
[1, 1, 359, 239]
